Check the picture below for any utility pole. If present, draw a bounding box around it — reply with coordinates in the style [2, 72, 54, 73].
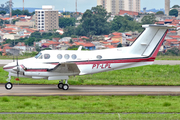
[9, 0, 12, 24]
[23, 0, 24, 11]
[76, 0, 77, 13]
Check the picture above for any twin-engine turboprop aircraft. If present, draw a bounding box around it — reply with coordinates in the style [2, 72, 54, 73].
[3, 24, 176, 90]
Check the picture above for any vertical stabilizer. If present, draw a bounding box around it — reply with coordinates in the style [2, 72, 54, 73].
[129, 25, 176, 57]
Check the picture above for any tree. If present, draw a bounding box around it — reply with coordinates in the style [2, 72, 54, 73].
[12, 9, 22, 16]
[111, 15, 143, 32]
[22, 10, 31, 16]
[31, 32, 42, 38]
[59, 18, 75, 28]
[172, 5, 180, 8]
[117, 43, 122, 47]
[156, 11, 164, 15]
[0, 11, 6, 15]
[80, 5, 111, 36]
[35, 44, 41, 52]
[12, 9, 31, 16]
[71, 35, 77, 38]
[69, 39, 73, 44]
[141, 14, 156, 24]
[169, 9, 178, 17]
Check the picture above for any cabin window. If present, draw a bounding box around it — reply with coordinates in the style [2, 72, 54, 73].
[57, 54, 63, 59]
[44, 54, 50, 59]
[64, 54, 70, 59]
[35, 52, 42, 59]
[71, 54, 77, 60]
[96, 55, 102, 59]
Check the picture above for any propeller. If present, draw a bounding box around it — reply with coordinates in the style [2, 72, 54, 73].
[15, 56, 20, 81]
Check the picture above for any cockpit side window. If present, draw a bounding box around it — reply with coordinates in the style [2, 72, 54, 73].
[35, 53, 42, 59]
[44, 54, 50, 59]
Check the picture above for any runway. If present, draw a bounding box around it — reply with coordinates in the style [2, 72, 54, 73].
[1, 85, 180, 96]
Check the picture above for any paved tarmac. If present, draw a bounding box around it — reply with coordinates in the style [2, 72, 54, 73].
[1, 85, 180, 96]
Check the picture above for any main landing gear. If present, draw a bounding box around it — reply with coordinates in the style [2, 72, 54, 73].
[5, 74, 13, 90]
[58, 79, 69, 90]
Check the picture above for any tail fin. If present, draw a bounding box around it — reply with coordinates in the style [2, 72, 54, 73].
[129, 25, 176, 58]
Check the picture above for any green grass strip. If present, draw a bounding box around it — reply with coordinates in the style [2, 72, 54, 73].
[1, 114, 180, 120]
[1, 65, 180, 85]
[0, 96, 180, 113]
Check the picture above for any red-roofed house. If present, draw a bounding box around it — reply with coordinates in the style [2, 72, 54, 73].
[126, 38, 136, 45]
[14, 42, 27, 52]
[53, 38, 60, 42]
[111, 35, 123, 44]
[104, 35, 110, 40]
[104, 45, 116, 49]
[24, 28, 35, 33]
[81, 36, 89, 39]
[168, 35, 180, 40]
[164, 19, 174, 24]
[165, 39, 179, 48]
[74, 42, 95, 50]
[119, 10, 138, 17]
[3, 46, 12, 53]
[82, 43, 95, 50]
[112, 32, 122, 36]
[42, 40, 60, 50]
[155, 21, 165, 25]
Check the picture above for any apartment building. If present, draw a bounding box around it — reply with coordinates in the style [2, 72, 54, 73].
[97, 0, 141, 15]
[35, 5, 59, 31]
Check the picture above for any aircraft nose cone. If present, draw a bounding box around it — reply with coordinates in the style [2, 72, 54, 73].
[12, 66, 18, 71]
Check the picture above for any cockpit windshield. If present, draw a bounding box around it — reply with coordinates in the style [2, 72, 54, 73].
[35, 52, 42, 59]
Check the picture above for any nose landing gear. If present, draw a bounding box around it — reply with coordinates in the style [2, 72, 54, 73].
[5, 74, 13, 90]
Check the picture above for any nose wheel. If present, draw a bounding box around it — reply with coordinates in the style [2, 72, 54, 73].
[5, 82, 13, 90]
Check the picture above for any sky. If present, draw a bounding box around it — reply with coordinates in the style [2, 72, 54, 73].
[0, 0, 180, 12]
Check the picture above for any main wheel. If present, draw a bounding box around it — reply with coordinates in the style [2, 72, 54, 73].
[58, 83, 63, 89]
[5, 82, 13, 90]
[62, 84, 69, 90]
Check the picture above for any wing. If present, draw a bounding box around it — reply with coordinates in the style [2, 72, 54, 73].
[47, 62, 80, 75]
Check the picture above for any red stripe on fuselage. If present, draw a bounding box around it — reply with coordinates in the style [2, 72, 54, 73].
[75, 57, 155, 65]
[3, 66, 16, 70]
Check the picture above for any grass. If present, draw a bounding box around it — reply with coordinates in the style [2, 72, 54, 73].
[1, 65, 180, 85]
[1, 114, 180, 120]
[0, 56, 32, 60]
[1, 96, 180, 113]
[156, 56, 180, 60]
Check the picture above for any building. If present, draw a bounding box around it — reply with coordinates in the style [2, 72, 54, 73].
[165, 0, 170, 16]
[35, 5, 59, 31]
[97, 0, 141, 15]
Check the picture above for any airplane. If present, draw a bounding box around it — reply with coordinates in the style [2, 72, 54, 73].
[3, 24, 176, 90]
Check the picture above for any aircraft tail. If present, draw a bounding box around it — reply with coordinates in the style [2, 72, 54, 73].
[129, 25, 176, 58]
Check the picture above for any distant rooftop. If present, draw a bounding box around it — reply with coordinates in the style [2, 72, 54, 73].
[42, 5, 55, 10]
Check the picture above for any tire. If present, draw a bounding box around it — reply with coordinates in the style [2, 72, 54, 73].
[58, 83, 63, 89]
[5, 82, 13, 90]
[62, 84, 69, 90]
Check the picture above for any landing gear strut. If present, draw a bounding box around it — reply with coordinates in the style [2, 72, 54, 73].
[58, 79, 69, 90]
[5, 74, 13, 90]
